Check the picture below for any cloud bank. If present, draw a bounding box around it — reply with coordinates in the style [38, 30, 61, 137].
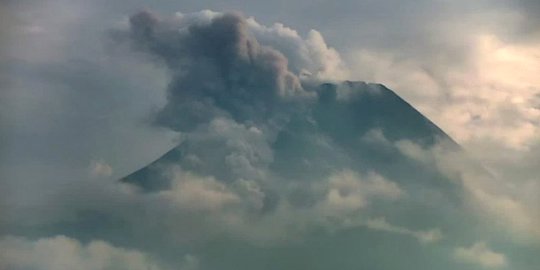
[2, 2, 539, 269]
[0, 235, 170, 270]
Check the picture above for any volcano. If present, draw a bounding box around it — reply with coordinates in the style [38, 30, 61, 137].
[121, 81, 462, 205]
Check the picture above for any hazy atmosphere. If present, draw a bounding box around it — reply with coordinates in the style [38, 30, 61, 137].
[1, 1, 539, 269]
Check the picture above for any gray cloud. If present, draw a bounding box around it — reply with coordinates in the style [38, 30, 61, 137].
[120, 11, 307, 132]
[511, 0, 540, 41]
[2, 1, 540, 270]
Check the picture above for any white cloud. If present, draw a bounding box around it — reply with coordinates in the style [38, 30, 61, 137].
[347, 34, 540, 152]
[342, 22, 540, 248]
[395, 138, 540, 242]
[322, 170, 404, 213]
[454, 242, 508, 268]
[140, 167, 406, 244]
[366, 217, 443, 244]
[319, 170, 403, 216]
[246, 17, 349, 80]
[89, 160, 113, 177]
[0, 235, 168, 270]
[465, 180, 540, 241]
[158, 167, 241, 212]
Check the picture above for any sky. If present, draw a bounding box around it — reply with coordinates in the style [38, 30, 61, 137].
[0, 0, 539, 269]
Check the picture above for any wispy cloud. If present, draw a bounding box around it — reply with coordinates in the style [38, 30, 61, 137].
[454, 242, 508, 268]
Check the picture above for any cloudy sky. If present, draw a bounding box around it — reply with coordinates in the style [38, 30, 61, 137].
[1, 0, 539, 269]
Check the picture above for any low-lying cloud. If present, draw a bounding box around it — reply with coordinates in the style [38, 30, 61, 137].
[2, 4, 539, 270]
[0, 235, 171, 270]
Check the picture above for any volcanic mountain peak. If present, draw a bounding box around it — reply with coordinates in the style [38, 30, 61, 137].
[122, 81, 459, 195]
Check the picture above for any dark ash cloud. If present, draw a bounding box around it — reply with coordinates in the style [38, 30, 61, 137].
[123, 11, 306, 132]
